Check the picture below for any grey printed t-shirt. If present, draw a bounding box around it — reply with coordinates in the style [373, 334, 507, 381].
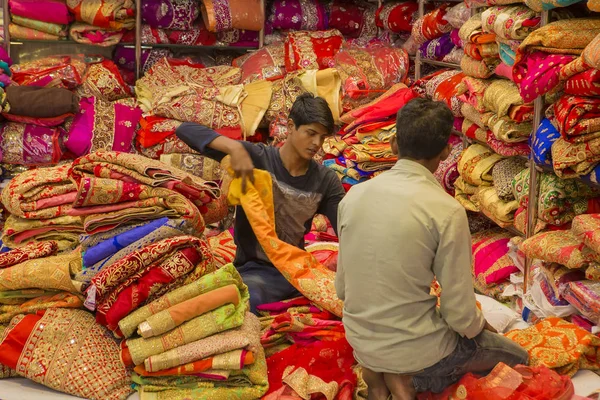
[176, 122, 345, 267]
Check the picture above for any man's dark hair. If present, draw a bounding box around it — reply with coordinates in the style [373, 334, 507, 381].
[289, 93, 335, 135]
[395, 98, 454, 160]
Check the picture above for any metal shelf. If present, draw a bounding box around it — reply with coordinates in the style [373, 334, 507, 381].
[419, 58, 461, 69]
[10, 39, 112, 47]
[123, 43, 258, 52]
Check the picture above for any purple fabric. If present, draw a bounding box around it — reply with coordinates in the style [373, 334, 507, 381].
[9, 0, 73, 25]
[66, 97, 143, 156]
[450, 29, 462, 48]
[217, 29, 259, 47]
[0, 47, 12, 66]
[419, 33, 455, 61]
[268, 0, 328, 31]
[141, 0, 200, 30]
[114, 46, 173, 73]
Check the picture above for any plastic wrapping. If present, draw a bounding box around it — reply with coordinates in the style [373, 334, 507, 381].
[11, 55, 88, 89]
[0, 123, 67, 166]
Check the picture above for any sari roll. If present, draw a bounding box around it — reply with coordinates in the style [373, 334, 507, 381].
[457, 143, 504, 186]
[284, 30, 344, 72]
[201, 0, 264, 33]
[268, 0, 327, 31]
[77, 60, 134, 102]
[141, 0, 199, 30]
[69, 22, 126, 46]
[232, 43, 286, 84]
[0, 309, 133, 400]
[11, 16, 67, 36]
[572, 214, 600, 255]
[1, 164, 76, 220]
[9, 23, 62, 41]
[330, 0, 377, 39]
[521, 230, 599, 269]
[0, 123, 66, 166]
[565, 69, 600, 97]
[481, 6, 540, 40]
[10, 55, 86, 90]
[583, 33, 600, 70]
[9, 0, 73, 25]
[66, 0, 136, 30]
[376, 1, 419, 33]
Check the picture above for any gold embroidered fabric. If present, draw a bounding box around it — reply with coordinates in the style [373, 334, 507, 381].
[483, 80, 529, 118]
[0, 249, 81, 293]
[475, 186, 519, 228]
[457, 144, 504, 186]
[484, 113, 532, 143]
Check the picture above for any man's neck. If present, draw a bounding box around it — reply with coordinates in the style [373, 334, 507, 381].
[399, 157, 439, 173]
[280, 143, 310, 177]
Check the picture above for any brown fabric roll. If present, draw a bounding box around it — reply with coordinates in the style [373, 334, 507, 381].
[6, 85, 79, 118]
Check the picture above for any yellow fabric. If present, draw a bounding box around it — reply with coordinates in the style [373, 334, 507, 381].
[226, 164, 343, 317]
[240, 80, 273, 138]
[298, 69, 342, 124]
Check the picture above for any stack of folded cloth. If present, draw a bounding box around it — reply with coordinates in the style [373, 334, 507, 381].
[322, 85, 418, 191]
[1, 85, 78, 165]
[456, 144, 526, 229]
[458, 13, 499, 80]
[8, 0, 72, 41]
[512, 168, 600, 234]
[114, 264, 269, 399]
[1, 164, 84, 251]
[260, 297, 357, 399]
[416, 2, 468, 64]
[412, 69, 465, 116]
[408, 4, 453, 52]
[67, 0, 135, 46]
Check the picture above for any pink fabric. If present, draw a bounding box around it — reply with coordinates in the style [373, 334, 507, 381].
[34, 192, 77, 210]
[473, 235, 518, 285]
[65, 97, 142, 157]
[495, 62, 514, 81]
[514, 51, 576, 103]
[9, 0, 73, 25]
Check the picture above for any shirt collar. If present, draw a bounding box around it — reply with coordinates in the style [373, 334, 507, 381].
[391, 159, 443, 188]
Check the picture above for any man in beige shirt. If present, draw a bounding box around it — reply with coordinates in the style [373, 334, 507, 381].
[335, 98, 528, 399]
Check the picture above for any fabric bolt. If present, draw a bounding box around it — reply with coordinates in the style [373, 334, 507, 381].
[457, 143, 504, 186]
[285, 30, 344, 72]
[572, 214, 600, 255]
[0, 308, 133, 400]
[541, 263, 585, 300]
[521, 230, 600, 269]
[141, 0, 199, 30]
[525, 0, 584, 11]
[461, 55, 495, 79]
[9, 0, 73, 24]
[11, 15, 67, 36]
[134, 350, 254, 377]
[10, 55, 86, 90]
[411, 5, 452, 45]
[583, 33, 600, 70]
[268, 0, 327, 31]
[2, 214, 83, 251]
[566, 69, 600, 97]
[483, 79, 531, 120]
[114, 46, 173, 74]
[376, 1, 419, 33]
[552, 136, 600, 178]
[232, 43, 286, 84]
[433, 136, 463, 196]
[487, 131, 531, 157]
[458, 13, 495, 47]
[424, 70, 465, 116]
[464, 42, 499, 61]
[6, 85, 78, 118]
[444, 2, 470, 29]
[419, 33, 455, 61]
[563, 281, 600, 324]
[329, 0, 377, 40]
[135, 116, 182, 149]
[457, 77, 492, 113]
[492, 158, 528, 201]
[66, 0, 135, 30]
[77, 60, 134, 102]
[1, 164, 76, 219]
[0, 250, 81, 293]
[0, 241, 58, 269]
[553, 95, 600, 142]
[506, 317, 600, 376]
[532, 118, 561, 167]
[484, 114, 532, 143]
[481, 6, 540, 41]
[69, 23, 126, 46]
[8, 23, 62, 40]
[201, 0, 264, 32]
[443, 47, 464, 64]
[499, 42, 517, 66]
[514, 51, 576, 103]
[0, 123, 66, 166]
[227, 166, 343, 317]
[475, 186, 520, 227]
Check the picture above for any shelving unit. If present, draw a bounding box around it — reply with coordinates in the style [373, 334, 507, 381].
[0, 0, 265, 78]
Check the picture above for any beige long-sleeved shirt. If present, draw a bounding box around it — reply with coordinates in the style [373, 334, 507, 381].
[335, 159, 485, 374]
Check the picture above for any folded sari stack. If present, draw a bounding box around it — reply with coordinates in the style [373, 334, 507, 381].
[1, 164, 84, 250]
[459, 13, 499, 80]
[456, 144, 521, 228]
[418, 2, 463, 64]
[67, 0, 135, 46]
[410, 4, 453, 47]
[115, 264, 269, 400]
[413, 69, 465, 116]
[512, 169, 599, 233]
[8, 0, 71, 41]
[136, 57, 273, 140]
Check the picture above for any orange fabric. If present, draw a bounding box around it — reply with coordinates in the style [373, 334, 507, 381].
[0, 313, 41, 369]
[227, 165, 343, 317]
[133, 351, 255, 377]
[167, 284, 240, 326]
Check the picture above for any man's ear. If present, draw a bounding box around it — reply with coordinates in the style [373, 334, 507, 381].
[439, 144, 452, 161]
[391, 139, 399, 155]
[287, 119, 296, 133]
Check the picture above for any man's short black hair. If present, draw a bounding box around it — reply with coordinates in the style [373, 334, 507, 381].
[395, 98, 454, 160]
[289, 93, 335, 135]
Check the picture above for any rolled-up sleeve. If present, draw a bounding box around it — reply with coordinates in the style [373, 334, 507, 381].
[434, 206, 485, 339]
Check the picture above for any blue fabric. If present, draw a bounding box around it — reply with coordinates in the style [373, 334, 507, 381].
[538, 0, 585, 11]
[531, 118, 561, 167]
[0, 61, 11, 76]
[83, 217, 170, 267]
[583, 164, 600, 185]
[499, 43, 516, 67]
[237, 261, 301, 314]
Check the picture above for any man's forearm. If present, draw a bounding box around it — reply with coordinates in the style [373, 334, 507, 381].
[207, 136, 245, 155]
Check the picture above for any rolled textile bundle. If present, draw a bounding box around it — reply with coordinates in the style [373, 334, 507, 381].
[77, 60, 134, 102]
[1, 164, 76, 220]
[572, 214, 600, 255]
[461, 55, 496, 79]
[565, 69, 600, 97]
[484, 114, 533, 143]
[376, 1, 420, 33]
[66, 0, 136, 30]
[0, 309, 134, 400]
[268, 0, 327, 31]
[9, 0, 73, 25]
[514, 51, 576, 103]
[411, 4, 452, 45]
[8, 23, 62, 40]
[135, 116, 183, 149]
[232, 43, 286, 84]
[471, 229, 517, 299]
[553, 95, 600, 142]
[552, 136, 600, 178]
[10, 55, 86, 89]
[481, 6, 540, 41]
[11, 15, 67, 36]
[141, 0, 199, 30]
[88, 236, 216, 333]
[457, 77, 492, 113]
[583, 33, 600, 70]
[521, 230, 600, 269]
[66, 97, 142, 156]
[329, 0, 377, 40]
[475, 186, 519, 227]
[69, 22, 126, 46]
[531, 118, 561, 167]
[285, 30, 344, 72]
[201, 0, 264, 32]
[457, 143, 504, 186]
[483, 80, 532, 120]
[6, 85, 78, 118]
